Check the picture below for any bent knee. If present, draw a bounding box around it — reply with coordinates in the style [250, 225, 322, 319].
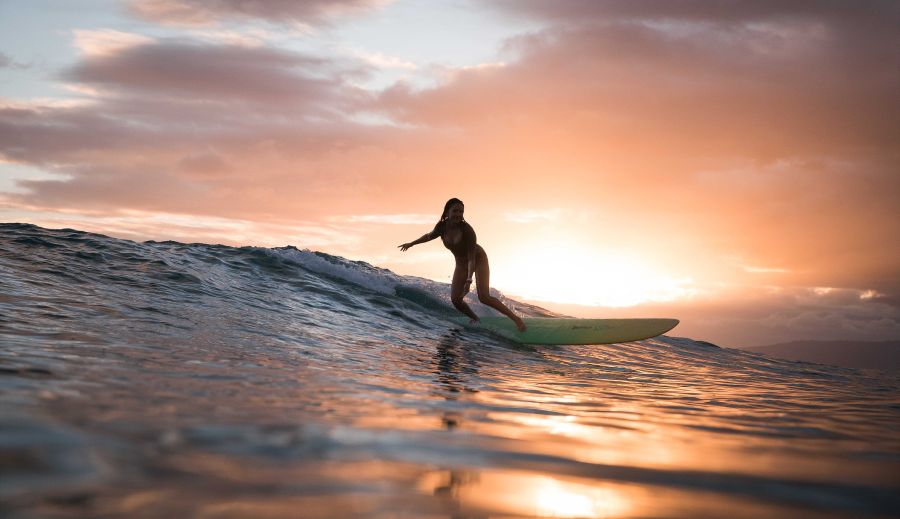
[451, 295, 465, 306]
[477, 293, 493, 305]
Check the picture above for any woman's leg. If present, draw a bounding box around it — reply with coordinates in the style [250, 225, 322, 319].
[474, 248, 527, 331]
[450, 258, 479, 321]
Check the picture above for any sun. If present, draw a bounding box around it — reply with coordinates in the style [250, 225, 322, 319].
[493, 241, 691, 307]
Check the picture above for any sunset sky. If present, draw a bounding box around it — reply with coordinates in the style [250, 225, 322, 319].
[1, 0, 898, 347]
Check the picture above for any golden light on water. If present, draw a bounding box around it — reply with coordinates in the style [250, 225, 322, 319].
[494, 240, 693, 307]
[533, 476, 629, 518]
[420, 470, 633, 518]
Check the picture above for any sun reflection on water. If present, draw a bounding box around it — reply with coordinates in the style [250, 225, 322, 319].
[420, 470, 632, 518]
[533, 476, 629, 518]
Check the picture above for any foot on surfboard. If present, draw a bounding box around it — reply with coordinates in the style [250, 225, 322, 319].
[513, 317, 527, 332]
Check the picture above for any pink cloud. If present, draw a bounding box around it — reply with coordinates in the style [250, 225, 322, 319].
[128, 0, 388, 26]
[0, 36, 396, 224]
[489, 0, 899, 27]
[378, 18, 898, 156]
[65, 39, 370, 107]
[0, 37, 379, 168]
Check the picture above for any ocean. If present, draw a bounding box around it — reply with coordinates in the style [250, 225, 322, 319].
[1, 222, 898, 518]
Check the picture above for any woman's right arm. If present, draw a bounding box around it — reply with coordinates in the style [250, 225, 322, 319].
[399, 233, 432, 251]
[399, 223, 441, 251]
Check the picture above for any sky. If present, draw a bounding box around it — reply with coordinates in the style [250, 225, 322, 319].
[1, 0, 898, 348]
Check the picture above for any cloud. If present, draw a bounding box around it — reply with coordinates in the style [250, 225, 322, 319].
[72, 29, 154, 57]
[0, 207, 356, 249]
[338, 214, 435, 224]
[0, 34, 379, 167]
[489, 0, 900, 28]
[0, 34, 395, 225]
[345, 47, 417, 71]
[128, 0, 390, 27]
[63, 37, 370, 109]
[176, 151, 232, 177]
[379, 15, 898, 155]
[0, 52, 30, 70]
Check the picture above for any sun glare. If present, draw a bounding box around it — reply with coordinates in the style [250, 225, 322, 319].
[494, 242, 691, 307]
[533, 476, 629, 518]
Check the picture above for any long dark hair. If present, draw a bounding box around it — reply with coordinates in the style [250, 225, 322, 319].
[440, 198, 464, 222]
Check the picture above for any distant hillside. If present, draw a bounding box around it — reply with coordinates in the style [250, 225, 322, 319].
[744, 341, 900, 371]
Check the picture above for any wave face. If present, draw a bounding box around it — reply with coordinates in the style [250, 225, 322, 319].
[1, 223, 898, 518]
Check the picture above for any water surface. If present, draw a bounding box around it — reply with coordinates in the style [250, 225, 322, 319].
[2, 223, 898, 518]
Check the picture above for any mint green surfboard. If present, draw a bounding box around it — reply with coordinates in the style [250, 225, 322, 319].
[455, 317, 679, 345]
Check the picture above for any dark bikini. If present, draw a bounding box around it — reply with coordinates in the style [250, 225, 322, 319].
[431, 220, 478, 262]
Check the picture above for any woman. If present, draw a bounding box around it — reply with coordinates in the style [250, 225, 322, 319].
[399, 198, 527, 332]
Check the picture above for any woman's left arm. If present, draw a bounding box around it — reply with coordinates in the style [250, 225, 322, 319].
[464, 224, 477, 288]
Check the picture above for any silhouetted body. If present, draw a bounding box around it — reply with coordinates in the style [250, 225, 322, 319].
[399, 198, 526, 332]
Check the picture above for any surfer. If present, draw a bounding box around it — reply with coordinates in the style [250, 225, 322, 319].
[399, 198, 527, 332]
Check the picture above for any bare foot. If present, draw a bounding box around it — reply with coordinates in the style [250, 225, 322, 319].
[469, 317, 480, 325]
[513, 316, 527, 332]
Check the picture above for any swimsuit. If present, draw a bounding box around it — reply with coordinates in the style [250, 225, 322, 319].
[431, 220, 478, 261]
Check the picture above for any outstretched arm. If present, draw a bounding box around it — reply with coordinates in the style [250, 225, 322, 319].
[399, 224, 441, 251]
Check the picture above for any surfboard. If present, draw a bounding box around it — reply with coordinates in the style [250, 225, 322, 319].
[455, 317, 679, 345]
